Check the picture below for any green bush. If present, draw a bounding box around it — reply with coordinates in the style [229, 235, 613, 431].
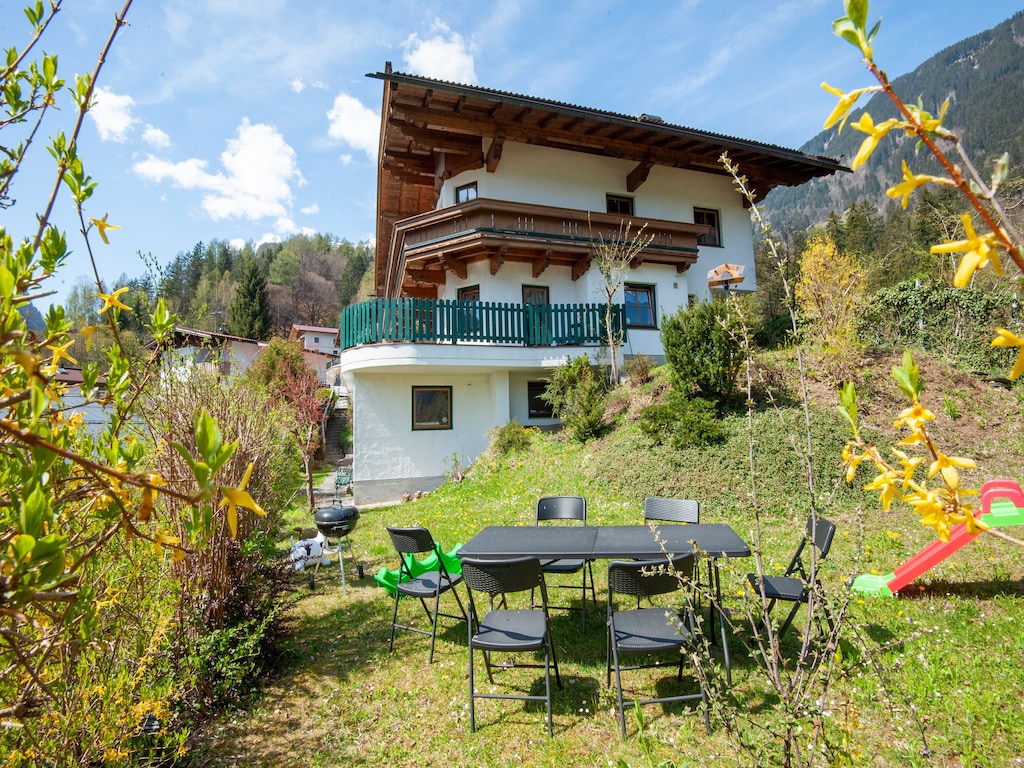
[489, 420, 534, 455]
[622, 353, 655, 385]
[661, 299, 743, 404]
[860, 279, 1016, 371]
[541, 355, 608, 442]
[639, 392, 725, 448]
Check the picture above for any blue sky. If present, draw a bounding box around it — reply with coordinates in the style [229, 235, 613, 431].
[8, 0, 1023, 311]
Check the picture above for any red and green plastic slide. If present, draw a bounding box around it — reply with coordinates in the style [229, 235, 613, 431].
[852, 478, 1024, 597]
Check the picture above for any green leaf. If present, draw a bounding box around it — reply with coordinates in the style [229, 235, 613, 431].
[832, 18, 861, 47]
[12, 533, 35, 564]
[991, 152, 1009, 189]
[195, 408, 220, 464]
[891, 349, 922, 400]
[845, 0, 868, 30]
[837, 381, 858, 429]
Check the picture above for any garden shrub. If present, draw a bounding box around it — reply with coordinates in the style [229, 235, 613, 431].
[860, 279, 1016, 371]
[541, 354, 609, 442]
[489, 420, 534, 455]
[639, 391, 725, 449]
[660, 299, 743, 404]
[141, 370, 300, 717]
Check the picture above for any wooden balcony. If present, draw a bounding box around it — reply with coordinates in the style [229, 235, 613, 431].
[383, 198, 708, 297]
[340, 298, 625, 350]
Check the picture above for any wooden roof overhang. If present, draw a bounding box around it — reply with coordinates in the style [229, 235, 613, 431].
[369, 65, 849, 298]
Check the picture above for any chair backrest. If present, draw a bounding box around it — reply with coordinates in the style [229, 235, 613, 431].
[643, 497, 700, 524]
[785, 516, 837, 579]
[607, 555, 695, 604]
[387, 525, 436, 556]
[461, 556, 544, 597]
[536, 495, 586, 524]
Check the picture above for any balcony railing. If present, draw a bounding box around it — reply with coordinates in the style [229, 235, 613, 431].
[340, 298, 625, 350]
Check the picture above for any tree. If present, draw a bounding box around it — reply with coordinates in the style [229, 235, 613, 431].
[227, 258, 272, 339]
[795, 232, 866, 383]
[247, 339, 328, 511]
[591, 219, 652, 384]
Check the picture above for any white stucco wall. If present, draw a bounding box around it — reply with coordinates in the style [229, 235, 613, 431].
[347, 368, 500, 502]
[440, 141, 756, 302]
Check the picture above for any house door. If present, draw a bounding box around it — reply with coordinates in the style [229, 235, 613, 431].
[522, 285, 550, 346]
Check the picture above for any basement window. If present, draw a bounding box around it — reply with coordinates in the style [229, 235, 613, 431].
[527, 381, 553, 418]
[412, 386, 452, 430]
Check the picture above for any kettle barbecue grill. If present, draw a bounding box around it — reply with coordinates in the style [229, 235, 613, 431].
[309, 505, 360, 592]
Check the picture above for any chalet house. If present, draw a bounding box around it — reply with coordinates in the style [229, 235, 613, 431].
[338, 65, 846, 504]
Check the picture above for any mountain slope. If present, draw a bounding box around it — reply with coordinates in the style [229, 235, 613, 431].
[763, 10, 1024, 229]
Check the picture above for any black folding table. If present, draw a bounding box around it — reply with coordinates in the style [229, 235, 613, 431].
[459, 523, 750, 680]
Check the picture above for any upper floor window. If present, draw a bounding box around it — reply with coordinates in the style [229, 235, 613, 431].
[606, 194, 634, 216]
[458, 285, 480, 302]
[694, 207, 721, 247]
[456, 182, 478, 204]
[624, 283, 656, 328]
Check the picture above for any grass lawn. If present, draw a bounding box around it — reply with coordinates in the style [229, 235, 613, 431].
[192, 352, 1024, 767]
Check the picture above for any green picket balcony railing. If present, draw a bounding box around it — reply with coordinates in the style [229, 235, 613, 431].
[340, 298, 625, 350]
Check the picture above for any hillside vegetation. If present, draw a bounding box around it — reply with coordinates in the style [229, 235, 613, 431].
[193, 349, 1024, 767]
[764, 10, 1024, 230]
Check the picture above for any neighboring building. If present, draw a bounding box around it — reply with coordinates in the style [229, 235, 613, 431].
[339, 65, 848, 504]
[288, 324, 340, 355]
[159, 326, 267, 378]
[287, 323, 342, 386]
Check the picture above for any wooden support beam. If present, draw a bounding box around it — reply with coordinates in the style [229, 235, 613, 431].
[486, 134, 505, 173]
[626, 159, 653, 192]
[489, 247, 507, 276]
[532, 248, 552, 278]
[571, 254, 590, 281]
[440, 252, 467, 280]
[405, 266, 447, 284]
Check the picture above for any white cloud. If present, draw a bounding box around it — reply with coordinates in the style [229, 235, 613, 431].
[132, 118, 304, 223]
[291, 78, 306, 93]
[326, 94, 379, 159]
[142, 125, 171, 149]
[300, 203, 320, 215]
[90, 87, 137, 142]
[402, 19, 477, 83]
[339, 154, 353, 165]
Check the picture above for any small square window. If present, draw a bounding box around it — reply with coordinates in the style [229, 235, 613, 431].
[602, 195, 634, 217]
[606, 194, 634, 216]
[458, 285, 480, 302]
[456, 182, 478, 204]
[412, 386, 452, 430]
[694, 208, 721, 247]
[624, 284, 656, 328]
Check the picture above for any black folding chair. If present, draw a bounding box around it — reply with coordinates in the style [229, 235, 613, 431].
[747, 516, 837, 639]
[535, 495, 597, 631]
[642, 497, 732, 680]
[606, 555, 709, 737]
[462, 556, 562, 736]
[386, 526, 467, 663]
